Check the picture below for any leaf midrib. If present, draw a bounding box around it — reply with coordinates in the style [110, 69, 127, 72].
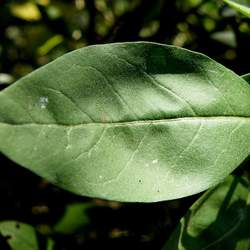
[1, 116, 250, 128]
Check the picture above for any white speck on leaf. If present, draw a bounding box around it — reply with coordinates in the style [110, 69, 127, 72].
[152, 159, 158, 164]
[99, 175, 103, 179]
[208, 69, 218, 74]
[38, 96, 49, 109]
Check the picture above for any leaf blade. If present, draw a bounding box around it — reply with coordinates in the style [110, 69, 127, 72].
[0, 42, 250, 202]
[162, 175, 250, 250]
[0, 221, 39, 250]
[223, 0, 250, 18]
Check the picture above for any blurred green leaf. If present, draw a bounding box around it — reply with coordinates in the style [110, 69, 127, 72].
[0, 221, 39, 250]
[223, 0, 250, 18]
[46, 237, 55, 250]
[163, 175, 250, 250]
[211, 30, 237, 48]
[46, 5, 62, 20]
[54, 203, 93, 235]
[9, 2, 42, 22]
[199, 1, 219, 18]
[38, 35, 64, 56]
[36, 0, 50, 6]
[139, 20, 160, 38]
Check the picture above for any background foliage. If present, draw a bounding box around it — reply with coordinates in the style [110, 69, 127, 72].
[0, 0, 249, 249]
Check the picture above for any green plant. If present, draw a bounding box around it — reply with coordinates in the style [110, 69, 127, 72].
[0, 41, 249, 249]
[223, 0, 250, 18]
[0, 221, 54, 250]
[1, 41, 250, 201]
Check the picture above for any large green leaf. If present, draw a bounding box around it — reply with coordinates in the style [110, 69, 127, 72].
[223, 0, 250, 18]
[162, 175, 250, 250]
[0, 221, 39, 250]
[0, 42, 250, 202]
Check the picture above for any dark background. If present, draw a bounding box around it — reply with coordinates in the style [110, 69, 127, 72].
[0, 0, 249, 249]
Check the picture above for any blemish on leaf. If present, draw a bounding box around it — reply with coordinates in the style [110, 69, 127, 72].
[152, 159, 158, 164]
[38, 96, 49, 109]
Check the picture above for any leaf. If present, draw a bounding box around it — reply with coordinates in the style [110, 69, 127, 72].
[10, 2, 42, 22]
[54, 202, 93, 234]
[223, 0, 250, 18]
[242, 73, 250, 84]
[210, 31, 236, 48]
[46, 238, 55, 250]
[162, 175, 250, 250]
[37, 35, 64, 56]
[0, 221, 39, 250]
[0, 42, 250, 202]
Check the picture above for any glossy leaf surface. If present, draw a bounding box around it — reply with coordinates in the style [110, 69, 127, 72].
[0, 42, 250, 202]
[223, 0, 250, 17]
[163, 175, 250, 250]
[0, 221, 39, 250]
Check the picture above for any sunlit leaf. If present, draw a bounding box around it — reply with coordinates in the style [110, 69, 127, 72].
[36, 0, 50, 6]
[0, 42, 250, 202]
[163, 175, 250, 250]
[0, 221, 39, 250]
[38, 35, 64, 56]
[223, 0, 250, 18]
[10, 2, 42, 22]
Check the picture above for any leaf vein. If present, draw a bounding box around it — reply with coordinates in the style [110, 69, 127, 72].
[101, 125, 150, 185]
[85, 65, 139, 119]
[41, 86, 94, 122]
[104, 50, 198, 116]
[1, 116, 249, 127]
